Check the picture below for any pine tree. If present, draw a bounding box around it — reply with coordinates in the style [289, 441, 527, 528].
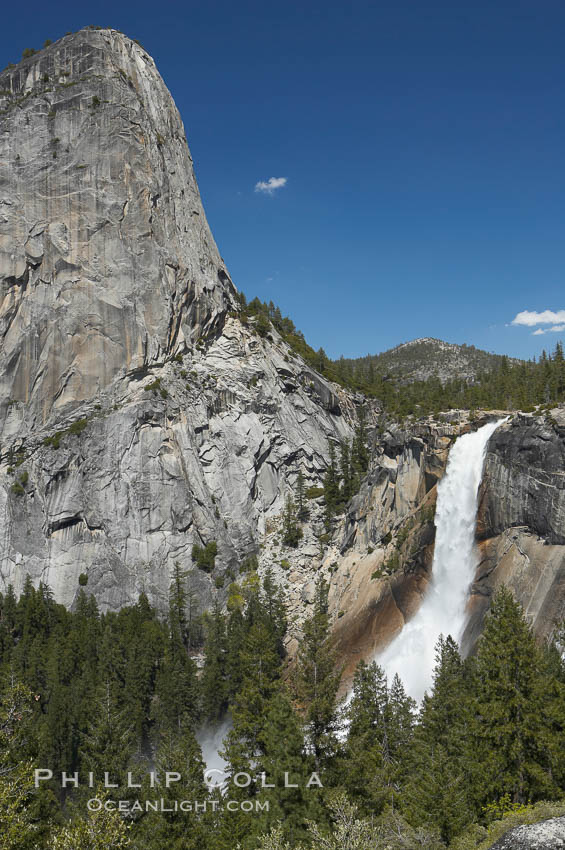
[201, 601, 229, 721]
[296, 470, 309, 522]
[136, 727, 210, 850]
[49, 788, 131, 849]
[474, 587, 556, 805]
[402, 637, 474, 843]
[323, 442, 340, 530]
[257, 690, 315, 845]
[282, 495, 303, 548]
[339, 440, 352, 503]
[0, 678, 40, 850]
[352, 406, 369, 477]
[80, 679, 135, 783]
[342, 661, 390, 814]
[295, 579, 341, 771]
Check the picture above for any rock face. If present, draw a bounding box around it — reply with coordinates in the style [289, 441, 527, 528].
[0, 29, 235, 428]
[324, 418, 459, 684]
[0, 29, 354, 611]
[463, 409, 565, 651]
[488, 816, 565, 849]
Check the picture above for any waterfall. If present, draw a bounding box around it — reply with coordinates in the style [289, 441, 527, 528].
[378, 418, 506, 703]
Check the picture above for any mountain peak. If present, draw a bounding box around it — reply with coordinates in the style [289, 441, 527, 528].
[372, 338, 514, 384]
[0, 27, 236, 424]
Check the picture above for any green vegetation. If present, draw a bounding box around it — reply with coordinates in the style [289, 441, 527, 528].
[322, 408, 369, 529]
[144, 377, 168, 398]
[0, 580, 564, 847]
[191, 541, 217, 572]
[239, 553, 258, 573]
[43, 417, 89, 449]
[281, 495, 303, 548]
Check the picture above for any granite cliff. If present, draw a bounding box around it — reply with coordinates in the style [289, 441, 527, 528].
[464, 408, 565, 650]
[0, 28, 355, 611]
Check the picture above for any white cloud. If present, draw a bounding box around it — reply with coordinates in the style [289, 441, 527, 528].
[511, 309, 565, 327]
[254, 177, 287, 195]
[532, 324, 565, 336]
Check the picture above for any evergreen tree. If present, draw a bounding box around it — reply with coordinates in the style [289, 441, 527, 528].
[296, 470, 309, 522]
[281, 495, 303, 548]
[352, 406, 369, 476]
[474, 587, 556, 805]
[339, 440, 352, 503]
[342, 661, 390, 814]
[136, 727, 210, 850]
[80, 679, 135, 783]
[323, 442, 340, 530]
[201, 601, 229, 721]
[402, 637, 474, 843]
[49, 788, 131, 849]
[295, 580, 341, 771]
[0, 678, 41, 850]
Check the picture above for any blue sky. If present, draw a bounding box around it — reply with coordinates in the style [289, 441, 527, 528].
[2, 1, 564, 360]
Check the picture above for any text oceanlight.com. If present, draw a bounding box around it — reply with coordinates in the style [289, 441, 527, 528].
[87, 798, 271, 813]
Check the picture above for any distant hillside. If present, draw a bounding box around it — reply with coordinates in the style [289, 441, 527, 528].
[338, 338, 518, 385]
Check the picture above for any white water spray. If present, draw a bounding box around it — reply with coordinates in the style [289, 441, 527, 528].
[378, 418, 506, 703]
[197, 717, 231, 788]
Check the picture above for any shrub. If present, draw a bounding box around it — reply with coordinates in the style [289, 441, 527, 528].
[240, 554, 258, 573]
[68, 418, 88, 436]
[43, 417, 89, 449]
[10, 481, 25, 497]
[192, 541, 217, 572]
[280, 559, 290, 570]
[337, 610, 345, 618]
[43, 432, 62, 449]
[92, 95, 100, 107]
[78, 573, 88, 586]
[305, 486, 324, 500]
[144, 378, 162, 394]
[22, 48, 37, 59]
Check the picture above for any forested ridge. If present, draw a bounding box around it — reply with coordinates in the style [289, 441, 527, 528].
[1, 571, 564, 849]
[236, 294, 565, 417]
